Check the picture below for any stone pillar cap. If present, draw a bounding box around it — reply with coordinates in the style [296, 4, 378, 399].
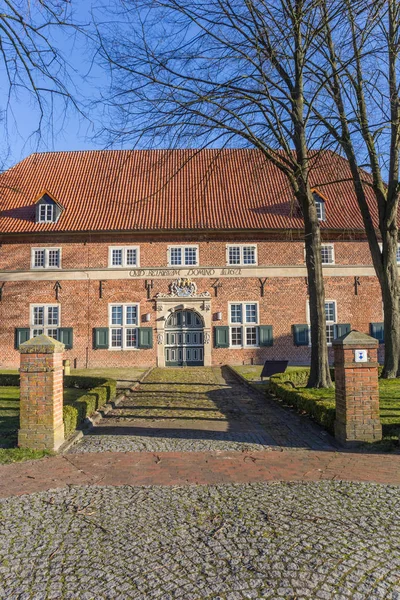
[19, 334, 65, 354]
[332, 329, 378, 348]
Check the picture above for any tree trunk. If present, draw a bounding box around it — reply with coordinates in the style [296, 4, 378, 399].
[301, 190, 332, 388]
[380, 229, 400, 378]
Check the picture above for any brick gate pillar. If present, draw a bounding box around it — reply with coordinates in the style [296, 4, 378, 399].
[333, 330, 382, 446]
[18, 334, 65, 451]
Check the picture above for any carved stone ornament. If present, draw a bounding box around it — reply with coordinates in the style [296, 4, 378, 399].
[170, 278, 198, 297]
[204, 332, 211, 344]
[157, 333, 164, 345]
[155, 278, 211, 299]
[202, 301, 211, 311]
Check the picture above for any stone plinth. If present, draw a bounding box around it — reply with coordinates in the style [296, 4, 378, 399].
[333, 330, 381, 446]
[18, 334, 65, 451]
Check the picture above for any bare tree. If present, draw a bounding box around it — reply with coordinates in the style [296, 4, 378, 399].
[0, 0, 84, 155]
[95, 0, 339, 387]
[314, 0, 400, 377]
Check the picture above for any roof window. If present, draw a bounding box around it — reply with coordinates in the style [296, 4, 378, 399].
[35, 193, 62, 224]
[313, 192, 326, 221]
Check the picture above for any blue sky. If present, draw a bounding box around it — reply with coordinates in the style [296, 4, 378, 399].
[0, 1, 118, 170]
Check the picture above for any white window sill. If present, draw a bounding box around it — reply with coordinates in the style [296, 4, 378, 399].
[226, 263, 258, 267]
[167, 264, 200, 268]
[108, 265, 139, 269]
[229, 345, 260, 349]
[108, 347, 139, 351]
[31, 266, 61, 270]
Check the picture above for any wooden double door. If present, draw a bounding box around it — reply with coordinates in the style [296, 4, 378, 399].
[165, 309, 204, 366]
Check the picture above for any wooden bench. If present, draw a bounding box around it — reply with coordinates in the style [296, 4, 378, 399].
[260, 360, 289, 380]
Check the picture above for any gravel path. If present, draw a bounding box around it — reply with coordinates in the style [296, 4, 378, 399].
[68, 430, 270, 453]
[1, 480, 399, 599]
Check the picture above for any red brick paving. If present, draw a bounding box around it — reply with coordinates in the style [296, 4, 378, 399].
[0, 449, 400, 498]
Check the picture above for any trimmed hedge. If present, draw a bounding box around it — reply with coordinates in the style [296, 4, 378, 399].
[0, 373, 117, 439]
[0, 374, 20, 386]
[62, 378, 117, 437]
[269, 369, 336, 434]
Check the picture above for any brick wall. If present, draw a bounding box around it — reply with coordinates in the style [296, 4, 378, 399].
[0, 266, 384, 368]
[0, 235, 375, 271]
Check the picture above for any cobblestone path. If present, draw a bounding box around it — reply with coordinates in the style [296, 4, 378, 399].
[1, 481, 400, 599]
[69, 367, 335, 453]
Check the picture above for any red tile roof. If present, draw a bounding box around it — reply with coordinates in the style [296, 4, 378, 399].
[0, 149, 377, 234]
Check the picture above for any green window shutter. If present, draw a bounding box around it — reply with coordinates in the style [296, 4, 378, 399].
[292, 324, 309, 346]
[334, 323, 351, 340]
[138, 327, 153, 349]
[93, 327, 109, 349]
[214, 326, 229, 348]
[370, 322, 384, 343]
[259, 325, 273, 347]
[58, 328, 73, 349]
[15, 328, 30, 349]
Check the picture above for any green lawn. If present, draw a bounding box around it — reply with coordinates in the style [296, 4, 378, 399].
[0, 387, 87, 464]
[233, 365, 400, 448]
[0, 367, 147, 380]
[71, 367, 147, 381]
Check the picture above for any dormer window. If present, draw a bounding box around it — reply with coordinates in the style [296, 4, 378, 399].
[35, 192, 63, 224]
[39, 204, 54, 222]
[313, 192, 326, 221]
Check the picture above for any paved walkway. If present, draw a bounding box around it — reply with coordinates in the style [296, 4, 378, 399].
[1, 481, 400, 598]
[1, 449, 400, 498]
[69, 367, 336, 453]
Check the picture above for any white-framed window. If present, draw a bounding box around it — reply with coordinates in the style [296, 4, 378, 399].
[30, 304, 60, 339]
[226, 244, 257, 266]
[109, 246, 140, 268]
[313, 193, 326, 221]
[324, 300, 337, 345]
[307, 299, 337, 346]
[229, 302, 259, 347]
[108, 303, 139, 350]
[38, 204, 54, 223]
[167, 245, 199, 267]
[31, 247, 61, 269]
[321, 244, 335, 265]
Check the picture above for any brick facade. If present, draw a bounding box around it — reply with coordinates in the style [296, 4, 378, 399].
[0, 233, 385, 369]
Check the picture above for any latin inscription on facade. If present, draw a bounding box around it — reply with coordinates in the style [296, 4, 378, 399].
[129, 267, 242, 278]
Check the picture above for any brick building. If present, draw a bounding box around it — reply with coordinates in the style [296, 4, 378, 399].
[0, 149, 387, 369]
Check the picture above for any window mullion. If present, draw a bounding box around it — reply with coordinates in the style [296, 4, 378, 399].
[122, 305, 126, 349]
[240, 305, 244, 348]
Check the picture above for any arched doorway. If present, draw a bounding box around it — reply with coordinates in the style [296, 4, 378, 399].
[165, 309, 204, 366]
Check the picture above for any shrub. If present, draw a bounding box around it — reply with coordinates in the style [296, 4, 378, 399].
[0, 374, 20, 386]
[269, 369, 336, 434]
[62, 378, 117, 436]
[63, 405, 79, 438]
